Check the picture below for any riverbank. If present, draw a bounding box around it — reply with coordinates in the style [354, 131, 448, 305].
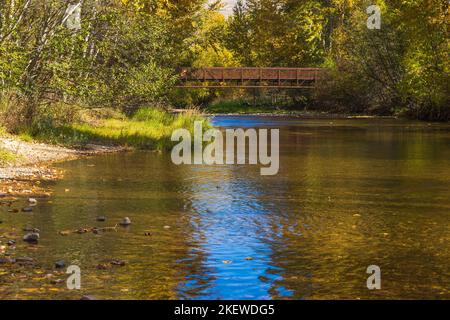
[0, 108, 205, 197]
[172, 107, 399, 120]
[0, 134, 126, 196]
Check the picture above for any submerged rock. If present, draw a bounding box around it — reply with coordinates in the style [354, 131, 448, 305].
[81, 295, 96, 300]
[55, 260, 66, 269]
[23, 232, 39, 243]
[96, 263, 109, 270]
[96, 216, 107, 222]
[50, 279, 64, 285]
[7, 240, 16, 246]
[119, 217, 131, 226]
[22, 207, 33, 213]
[0, 257, 13, 264]
[15, 256, 35, 265]
[110, 259, 126, 266]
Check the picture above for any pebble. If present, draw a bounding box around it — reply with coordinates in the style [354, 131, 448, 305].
[110, 259, 126, 266]
[22, 207, 33, 213]
[55, 260, 66, 269]
[0, 258, 12, 264]
[15, 256, 35, 264]
[23, 232, 40, 243]
[50, 279, 64, 285]
[119, 217, 131, 226]
[8, 209, 19, 213]
[96, 216, 107, 222]
[80, 295, 96, 300]
[7, 240, 16, 246]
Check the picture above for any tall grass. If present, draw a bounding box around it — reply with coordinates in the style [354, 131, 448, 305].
[33, 108, 208, 150]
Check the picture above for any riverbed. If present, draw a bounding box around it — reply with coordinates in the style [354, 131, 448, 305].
[1, 116, 449, 299]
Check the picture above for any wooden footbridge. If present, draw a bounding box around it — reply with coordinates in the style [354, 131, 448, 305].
[176, 67, 323, 89]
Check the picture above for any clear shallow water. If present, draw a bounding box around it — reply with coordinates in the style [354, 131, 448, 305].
[1, 117, 449, 299]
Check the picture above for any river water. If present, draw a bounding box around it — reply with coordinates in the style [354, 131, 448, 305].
[1, 116, 449, 299]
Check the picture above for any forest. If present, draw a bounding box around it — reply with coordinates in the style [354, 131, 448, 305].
[0, 0, 448, 136]
[0, 0, 449, 302]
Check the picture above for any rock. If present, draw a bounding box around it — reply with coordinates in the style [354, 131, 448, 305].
[22, 207, 33, 213]
[80, 295, 96, 300]
[50, 279, 64, 285]
[55, 260, 66, 269]
[119, 217, 131, 226]
[96, 263, 109, 270]
[8, 209, 19, 213]
[28, 198, 37, 205]
[7, 240, 16, 246]
[23, 227, 40, 233]
[144, 232, 152, 236]
[96, 216, 107, 222]
[23, 232, 39, 243]
[15, 256, 35, 264]
[163, 225, 171, 229]
[222, 260, 232, 264]
[0, 258, 12, 264]
[59, 230, 70, 236]
[110, 259, 126, 266]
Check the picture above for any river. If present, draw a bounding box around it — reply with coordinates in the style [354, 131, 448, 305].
[1, 116, 449, 299]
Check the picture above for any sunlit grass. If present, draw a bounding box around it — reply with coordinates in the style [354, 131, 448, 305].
[34, 108, 209, 150]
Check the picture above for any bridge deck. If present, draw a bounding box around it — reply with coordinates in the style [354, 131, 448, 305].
[176, 67, 322, 89]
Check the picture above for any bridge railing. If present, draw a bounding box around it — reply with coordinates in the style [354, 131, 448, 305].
[180, 67, 322, 81]
[177, 67, 323, 88]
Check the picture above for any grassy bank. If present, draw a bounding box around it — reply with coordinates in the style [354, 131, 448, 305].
[30, 108, 207, 151]
[1, 105, 208, 154]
